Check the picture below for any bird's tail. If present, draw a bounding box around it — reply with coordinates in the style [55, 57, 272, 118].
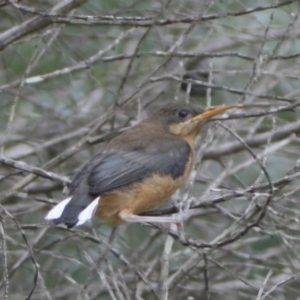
[45, 196, 100, 228]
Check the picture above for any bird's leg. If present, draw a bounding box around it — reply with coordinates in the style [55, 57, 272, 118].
[119, 211, 190, 223]
[176, 197, 195, 220]
[120, 211, 189, 245]
[119, 197, 194, 224]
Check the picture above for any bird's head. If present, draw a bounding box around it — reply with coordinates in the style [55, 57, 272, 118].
[148, 102, 241, 143]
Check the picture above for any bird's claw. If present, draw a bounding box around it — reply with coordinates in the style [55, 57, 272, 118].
[174, 197, 195, 223]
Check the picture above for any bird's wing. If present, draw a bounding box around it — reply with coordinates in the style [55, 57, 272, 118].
[87, 138, 191, 194]
[68, 153, 102, 194]
[48, 134, 190, 228]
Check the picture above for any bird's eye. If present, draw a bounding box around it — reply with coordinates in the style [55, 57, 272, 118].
[178, 110, 188, 118]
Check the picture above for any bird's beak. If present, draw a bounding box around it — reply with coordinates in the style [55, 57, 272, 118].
[191, 104, 242, 122]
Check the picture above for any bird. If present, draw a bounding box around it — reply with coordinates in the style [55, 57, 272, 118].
[45, 102, 240, 228]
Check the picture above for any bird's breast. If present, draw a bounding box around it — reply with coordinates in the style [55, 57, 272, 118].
[96, 148, 194, 224]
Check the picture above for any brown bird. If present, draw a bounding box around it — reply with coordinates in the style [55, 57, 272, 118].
[46, 102, 240, 228]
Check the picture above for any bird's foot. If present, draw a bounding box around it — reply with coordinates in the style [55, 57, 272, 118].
[119, 210, 189, 224]
[175, 197, 195, 221]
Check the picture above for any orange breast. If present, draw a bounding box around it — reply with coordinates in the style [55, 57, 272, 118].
[96, 152, 194, 224]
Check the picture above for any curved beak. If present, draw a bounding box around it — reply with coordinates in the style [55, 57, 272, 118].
[191, 104, 242, 122]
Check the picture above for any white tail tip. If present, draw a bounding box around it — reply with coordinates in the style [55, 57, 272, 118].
[76, 197, 100, 226]
[45, 197, 72, 220]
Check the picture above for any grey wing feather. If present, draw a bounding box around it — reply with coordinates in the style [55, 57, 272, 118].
[87, 139, 190, 194]
[54, 137, 190, 227]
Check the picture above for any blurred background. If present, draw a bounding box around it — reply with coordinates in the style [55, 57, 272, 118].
[1, 0, 300, 299]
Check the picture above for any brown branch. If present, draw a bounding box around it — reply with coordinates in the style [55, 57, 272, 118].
[0, 0, 88, 51]
[142, 169, 300, 218]
[203, 120, 300, 159]
[0, 155, 70, 185]
[11, 0, 296, 27]
[151, 75, 296, 103]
